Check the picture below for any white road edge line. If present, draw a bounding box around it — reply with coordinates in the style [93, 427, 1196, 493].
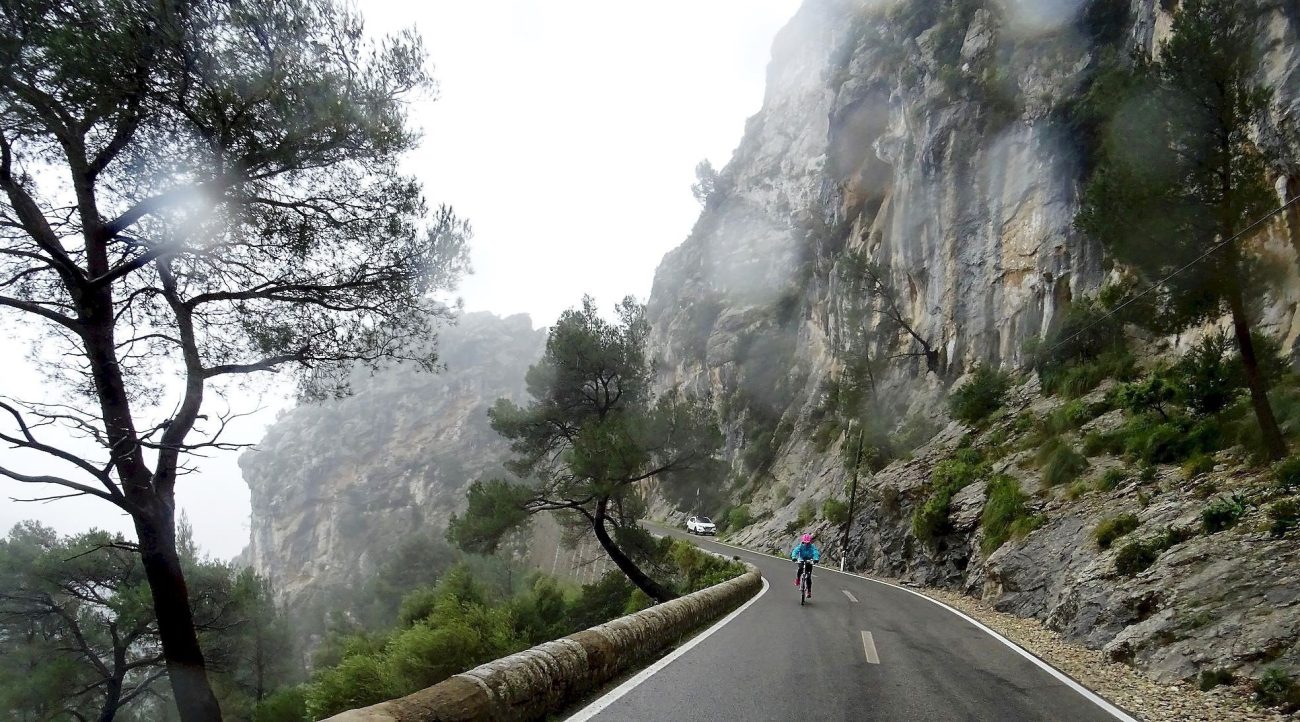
[564, 576, 771, 721]
[843, 589, 859, 603]
[657, 527, 1140, 722]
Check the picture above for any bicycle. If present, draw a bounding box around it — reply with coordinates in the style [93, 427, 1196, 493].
[795, 559, 816, 605]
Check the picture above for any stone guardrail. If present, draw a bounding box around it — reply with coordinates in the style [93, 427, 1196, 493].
[324, 561, 762, 722]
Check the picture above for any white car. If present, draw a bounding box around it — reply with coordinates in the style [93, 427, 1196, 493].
[686, 516, 716, 536]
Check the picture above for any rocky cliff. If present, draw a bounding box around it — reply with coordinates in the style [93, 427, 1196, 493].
[645, 0, 1300, 693]
[240, 312, 546, 612]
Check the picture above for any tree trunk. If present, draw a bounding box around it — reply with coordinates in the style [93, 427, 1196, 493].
[1225, 269, 1287, 461]
[591, 499, 678, 603]
[96, 645, 127, 722]
[134, 510, 223, 722]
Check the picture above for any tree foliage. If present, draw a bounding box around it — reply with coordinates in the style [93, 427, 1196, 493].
[0, 521, 296, 721]
[1075, 0, 1284, 458]
[449, 297, 723, 602]
[0, 1, 467, 717]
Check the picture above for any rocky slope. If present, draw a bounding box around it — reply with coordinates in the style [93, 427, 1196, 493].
[644, 0, 1300, 701]
[240, 312, 546, 611]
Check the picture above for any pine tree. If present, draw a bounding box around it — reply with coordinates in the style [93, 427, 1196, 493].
[1077, 0, 1284, 458]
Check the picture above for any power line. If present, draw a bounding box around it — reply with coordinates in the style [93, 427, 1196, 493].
[1041, 192, 1300, 357]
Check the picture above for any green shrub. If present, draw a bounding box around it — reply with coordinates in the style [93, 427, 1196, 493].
[1047, 400, 1094, 432]
[1094, 513, 1139, 549]
[1114, 540, 1159, 576]
[913, 450, 990, 546]
[1048, 350, 1138, 398]
[1149, 525, 1195, 550]
[1275, 456, 1300, 491]
[1031, 300, 1134, 397]
[1198, 669, 1235, 692]
[726, 505, 753, 532]
[1106, 414, 1221, 465]
[949, 366, 1012, 424]
[1201, 495, 1247, 534]
[1175, 332, 1241, 415]
[1113, 525, 1191, 576]
[1115, 374, 1178, 418]
[796, 501, 816, 528]
[913, 489, 954, 545]
[1254, 667, 1300, 711]
[1010, 514, 1045, 538]
[1268, 499, 1299, 538]
[822, 498, 850, 525]
[254, 687, 310, 722]
[1037, 437, 1089, 486]
[306, 653, 399, 719]
[1181, 453, 1214, 480]
[1082, 431, 1119, 456]
[1096, 467, 1127, 492]
[981, 475, 1032, 555]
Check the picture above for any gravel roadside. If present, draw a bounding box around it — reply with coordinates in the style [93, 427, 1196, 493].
[890, 581, 1297, 722]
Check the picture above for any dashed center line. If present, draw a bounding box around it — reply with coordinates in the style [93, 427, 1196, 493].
[842, 589, 859, 603]
[861, 631, 880, 665]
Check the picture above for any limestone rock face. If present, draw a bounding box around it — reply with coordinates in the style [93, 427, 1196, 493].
[240, 312, 546, 611]
[645, 0, 1300, 687]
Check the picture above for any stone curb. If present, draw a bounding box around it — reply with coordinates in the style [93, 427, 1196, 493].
[323, 563, 762, 722]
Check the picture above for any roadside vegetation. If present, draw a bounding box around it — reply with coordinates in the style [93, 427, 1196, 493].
[263, 539, 741, 721]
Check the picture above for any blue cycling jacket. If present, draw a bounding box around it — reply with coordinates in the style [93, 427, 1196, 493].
[791, 541, 820, 562]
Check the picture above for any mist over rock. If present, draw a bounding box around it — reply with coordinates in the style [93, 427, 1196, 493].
[240, 312, 546, 611]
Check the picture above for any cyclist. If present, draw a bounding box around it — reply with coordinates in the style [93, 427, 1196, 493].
[791, 533, 820, 597]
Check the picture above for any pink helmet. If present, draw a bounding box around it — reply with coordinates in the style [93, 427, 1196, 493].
[800, 533, 813, 544]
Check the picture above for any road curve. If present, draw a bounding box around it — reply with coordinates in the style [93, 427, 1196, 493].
[569, 524, 1135, 722]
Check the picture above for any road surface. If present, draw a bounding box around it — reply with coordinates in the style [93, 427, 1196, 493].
[568, 524, 1134, 722]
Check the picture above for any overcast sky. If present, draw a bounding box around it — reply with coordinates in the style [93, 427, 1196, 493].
[0, 0, 800, 560]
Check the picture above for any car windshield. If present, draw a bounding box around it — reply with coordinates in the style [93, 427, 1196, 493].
[700, 517, 712, 523]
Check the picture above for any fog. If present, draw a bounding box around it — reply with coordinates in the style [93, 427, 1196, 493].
[0, 0, 799, 559]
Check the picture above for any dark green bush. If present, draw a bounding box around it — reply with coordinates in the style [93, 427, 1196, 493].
[1268, 499, 1298, 538]
[1105, 414, 1222, 465]
[1181, 453, 1214, 480]
[1175, 332, 1241, 415]
[1198, 669, 1235, 692]
[1031, 300, 1129, 394]
[254, 687, 310, 722]
[822, 498, 850, 525]
[981, 475, 1032, 555]
[913, 489, 953, 545]
[1010, 515, 1045, 538]
[1114, 525, 1191, 576]
[1254, 667, 1300, 711]
[949, 366, 1012, 424]
[796, 501, 816, 528]
[1276, 457, 1300, 491]
[726, 505, 753, 532]
[1115, 540, 1159, 576]
[1096, 467, 1128, 492]
[1036, 437, 1089, 486]
[1115, 374, 1178, 418]
[1201, 495, 1247, 534]
[1094, 513, 1139, 549]
[914, 450, 991, 545]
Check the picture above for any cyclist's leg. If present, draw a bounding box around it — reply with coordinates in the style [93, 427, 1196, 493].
[806, 564, 813, 596]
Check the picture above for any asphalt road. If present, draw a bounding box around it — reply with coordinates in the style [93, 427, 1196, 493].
[569, 524, 1134, 722]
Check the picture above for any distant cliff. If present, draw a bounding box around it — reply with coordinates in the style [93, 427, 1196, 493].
[240, 312, 545, 612]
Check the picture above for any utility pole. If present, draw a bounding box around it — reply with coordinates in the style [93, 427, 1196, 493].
[840, 426, 864, 572]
